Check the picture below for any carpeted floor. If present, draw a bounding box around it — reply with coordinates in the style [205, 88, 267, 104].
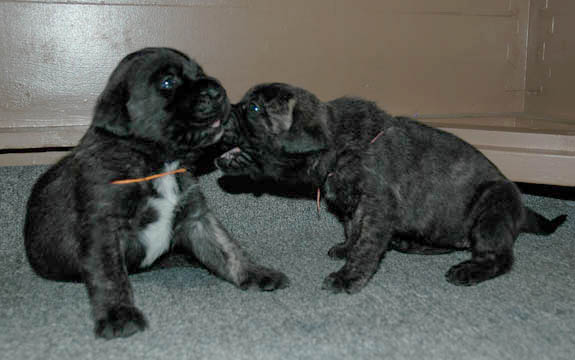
[1, 164, 574, 360]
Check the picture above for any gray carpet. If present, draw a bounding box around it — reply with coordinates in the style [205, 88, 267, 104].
[1, 164, 574, 360]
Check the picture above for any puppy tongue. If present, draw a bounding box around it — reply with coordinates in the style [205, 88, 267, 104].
[211, 119, 221, 128]
[221, 147, 241, 159]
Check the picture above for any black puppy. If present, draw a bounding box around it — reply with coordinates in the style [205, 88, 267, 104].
[24, 49, 288, 339]
[216, 82, 566, 294]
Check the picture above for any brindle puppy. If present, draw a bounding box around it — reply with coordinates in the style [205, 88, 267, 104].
[24, 49, 288, 339]
[216, 82, 566, 294]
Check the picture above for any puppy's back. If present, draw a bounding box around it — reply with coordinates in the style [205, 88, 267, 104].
[328, 97, 502, 179]
[327, 97, 506, 217]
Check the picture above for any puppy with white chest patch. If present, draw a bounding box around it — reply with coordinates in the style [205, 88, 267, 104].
[24, 48, 288, 340]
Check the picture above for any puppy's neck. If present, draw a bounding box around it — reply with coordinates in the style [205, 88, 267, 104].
[87, 127, 177, 163]
[307, 149, 338, 188]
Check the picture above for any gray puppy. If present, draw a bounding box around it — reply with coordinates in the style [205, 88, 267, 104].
[216, 82, 566, 294]
[24, 49, 288, 339]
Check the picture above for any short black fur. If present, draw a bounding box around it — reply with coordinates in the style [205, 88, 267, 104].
[216, 82, 566, 294]
[24, 49, 288, 340]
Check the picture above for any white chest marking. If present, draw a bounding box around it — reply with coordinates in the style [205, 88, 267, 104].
[139, 162, 181, 268]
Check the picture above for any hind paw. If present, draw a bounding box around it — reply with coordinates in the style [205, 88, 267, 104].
[446, 255, 512, 286]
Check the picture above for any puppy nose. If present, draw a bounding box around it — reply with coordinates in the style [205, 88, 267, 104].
[201, 87, 222, 100]
[194, 81, 227, 117]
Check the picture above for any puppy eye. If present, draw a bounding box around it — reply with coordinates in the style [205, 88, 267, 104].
[160, 76, 176, 90]
[248, 103, 261, 114]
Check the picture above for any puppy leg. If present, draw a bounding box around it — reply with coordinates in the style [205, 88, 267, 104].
[81, 223, 147, 339]
[445, 181, 519, 286]
[327, 206, 363, 260]
[323, 210, 390, 294]
[175, 213, 290, 290]
[174, 185, 289, 291]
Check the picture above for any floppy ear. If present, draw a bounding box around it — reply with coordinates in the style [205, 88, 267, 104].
[272, 97, 296, 133]
[92, 60, 133, 137]
[92, 78, 131, 137]
[277, 102, 329, 154]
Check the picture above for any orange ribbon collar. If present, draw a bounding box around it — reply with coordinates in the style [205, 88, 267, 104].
[111, 168, 187, 184]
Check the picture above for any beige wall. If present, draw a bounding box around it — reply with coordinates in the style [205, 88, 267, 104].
[1, 0, 531, 142]
[1, 0, 574, 185]
[525, 0, 575, 120]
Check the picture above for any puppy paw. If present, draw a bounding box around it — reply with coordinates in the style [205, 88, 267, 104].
[446, 255, 512, 286]
[321, 270, 368, 294]
[95, 306, 148, 340]
[445, 261, 485, 286]
[327, 243, 350, 260]
[239, 266, 290, 291]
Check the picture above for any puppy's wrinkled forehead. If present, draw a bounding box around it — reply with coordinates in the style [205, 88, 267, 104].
[250, 84, 295, 115]
[146, 53, 202, 78]
[121, 48, 203, 85]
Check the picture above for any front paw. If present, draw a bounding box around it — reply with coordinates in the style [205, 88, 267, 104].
[95, 305, 148, 340]
[239, 266, 290, 291]
[321, 269, 369, 294]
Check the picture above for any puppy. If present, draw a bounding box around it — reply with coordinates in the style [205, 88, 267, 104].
[24, 49, 288, 339]
[216, 82, 566, 294]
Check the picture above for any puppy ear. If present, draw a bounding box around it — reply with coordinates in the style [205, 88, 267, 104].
[92, 77, 131, 137]
[273, 97, 296, 133]
[278, 102, 329, 154]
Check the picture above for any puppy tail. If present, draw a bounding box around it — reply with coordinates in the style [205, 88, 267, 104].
[520, 207, 567, 235]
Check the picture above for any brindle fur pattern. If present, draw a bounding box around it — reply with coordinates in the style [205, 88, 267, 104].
[216, 82, 566, 294]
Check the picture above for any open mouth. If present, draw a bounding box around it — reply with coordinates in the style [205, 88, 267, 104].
[189, 115, 223, 130]
[177, 115, 226, 151]
[192, 100, 230, 129]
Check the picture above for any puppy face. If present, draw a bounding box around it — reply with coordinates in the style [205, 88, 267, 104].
[94, 47, 229, 153]
[216, 83, 328, 179]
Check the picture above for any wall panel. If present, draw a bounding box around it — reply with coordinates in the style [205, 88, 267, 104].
[1, 0, 529, 149]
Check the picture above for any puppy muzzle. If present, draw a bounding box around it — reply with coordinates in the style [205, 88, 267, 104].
[190, 78, 228, 126]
